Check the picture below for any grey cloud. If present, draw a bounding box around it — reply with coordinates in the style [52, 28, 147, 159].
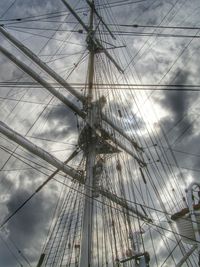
[0, 0, 62, 19]
[37, 104, 78, 141]
[2, 173, 60, 265]
[158, 70, 195, 140]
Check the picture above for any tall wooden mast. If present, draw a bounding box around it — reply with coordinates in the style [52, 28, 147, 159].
[0, 1, 151, 266]
[79, 1, 96, 266]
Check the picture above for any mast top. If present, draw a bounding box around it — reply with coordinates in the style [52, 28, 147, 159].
[61, 0, 124, 73]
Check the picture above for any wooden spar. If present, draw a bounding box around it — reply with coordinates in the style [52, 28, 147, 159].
[0, 26, 142, 152]
[0, 26, 83, 102]
[0, 121, 150, 223]
[0, 45, 85, 118]
[0, 121, 83, 181]
[175, 245, 197, 267]
[98, 188, 151, 222]
[0, 44, 145, 166]
[101, 114, 144, 152]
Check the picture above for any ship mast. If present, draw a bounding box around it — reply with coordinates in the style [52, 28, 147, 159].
[79, 1, 96, 266]
[0, 1, 150, 266]
[0, 1, 200, 266]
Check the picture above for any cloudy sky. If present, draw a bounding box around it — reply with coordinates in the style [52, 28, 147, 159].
[0, 0, 200, 266]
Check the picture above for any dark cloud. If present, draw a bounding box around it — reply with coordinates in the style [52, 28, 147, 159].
[37, 104, 78, 141]
[158, 70, 196, 142]
[0, 171, 60, 266]
[0, 55, 23, 82]
[6, 187, 54, 238]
